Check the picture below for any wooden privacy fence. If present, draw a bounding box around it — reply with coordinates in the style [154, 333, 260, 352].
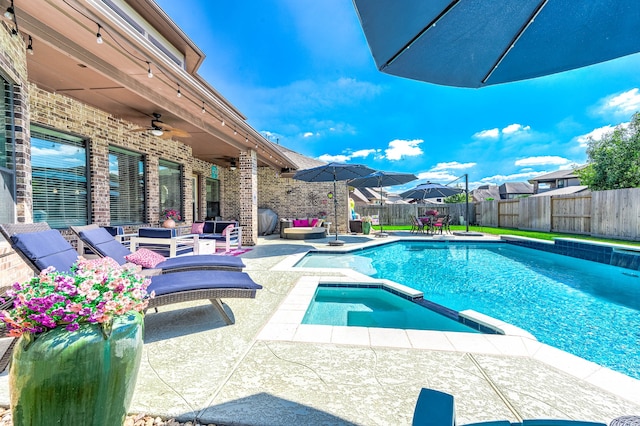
[356, 188, 640, 240]
[475, 188, 640, 241]
[356, 203, 476, 226]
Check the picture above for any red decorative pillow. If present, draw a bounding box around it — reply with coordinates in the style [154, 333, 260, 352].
[293, 219, 309, 227]
[125, 248, 166, 269]
[222, 224, 235, 236]
[191, 222, 204, 234]
[310, 218, 319, 227]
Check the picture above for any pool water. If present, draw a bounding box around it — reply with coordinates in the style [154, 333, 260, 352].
[302, 286, 479, 333]
[296, 242, 640, 379]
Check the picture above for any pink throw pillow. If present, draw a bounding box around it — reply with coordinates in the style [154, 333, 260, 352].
[222, 224, 235, 236]
[125, 248, 166, 269]
[310, 218, 319, 227]
[292, 219, 303, 227]
[191, 222, 204, 234]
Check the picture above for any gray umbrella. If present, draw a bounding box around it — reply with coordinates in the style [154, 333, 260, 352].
[400, 182, 463, 200]
[348, 171, 417, 235]
[353, 0, 640, 88]
[293, 162, 376, 245]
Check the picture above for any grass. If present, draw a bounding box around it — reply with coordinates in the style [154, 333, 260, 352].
[373, 224, 640, 247]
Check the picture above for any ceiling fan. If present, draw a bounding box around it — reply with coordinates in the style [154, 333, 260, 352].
[130, 113, 190, 139]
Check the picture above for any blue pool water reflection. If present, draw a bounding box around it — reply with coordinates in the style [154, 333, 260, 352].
[296, 242, 640, 379]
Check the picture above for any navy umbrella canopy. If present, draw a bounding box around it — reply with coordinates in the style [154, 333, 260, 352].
[349, 171, 417, 235]
[293, 162, 376, 244]
[400, 182, 463, 200]
[353, 0, 640, 88]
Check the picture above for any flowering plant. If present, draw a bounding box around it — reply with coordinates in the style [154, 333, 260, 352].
[161, 208, 181, 221]
[361, 216, 373, 223]
[317, 211, 327, 219]
[0, 257, 152, 336]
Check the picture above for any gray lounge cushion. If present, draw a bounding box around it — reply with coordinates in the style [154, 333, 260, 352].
[148, 270, 262, 296]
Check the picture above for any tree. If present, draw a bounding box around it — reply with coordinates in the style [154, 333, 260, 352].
[576, 112, 640, 190]
[444, 192, 471, 203]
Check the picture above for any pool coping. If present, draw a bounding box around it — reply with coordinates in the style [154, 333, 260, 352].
[265, 237, 640, 406]
[257, 275, 640, 406]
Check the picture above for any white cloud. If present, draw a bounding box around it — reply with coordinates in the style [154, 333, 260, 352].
[480, 171, 544, 184]
[602, 88, 640, 117]
[351, 149, 377, 158]
[317, 154, 350, 163]
[575, 123, 629, 147]
[502, 123, 531, 135]
[416, 171, 459, 182]
[303, 132, 314, 138]
[474, 128, 499, 139]
[515, 156, 570, 167]
[432, 161, 476, 171]
[384, 139, 423, 161]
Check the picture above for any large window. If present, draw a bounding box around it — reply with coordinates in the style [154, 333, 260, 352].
[109, 146, 145, 224]
[0, 76, 15, 223]
[159, 159, 182, 219]
[31, 127, 89, 228]
[205, 177, 220, 219]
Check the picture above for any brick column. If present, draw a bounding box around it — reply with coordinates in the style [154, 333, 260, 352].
[238, 150, 257, 245]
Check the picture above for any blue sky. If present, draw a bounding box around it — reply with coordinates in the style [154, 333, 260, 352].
[155, 0, 640, 191]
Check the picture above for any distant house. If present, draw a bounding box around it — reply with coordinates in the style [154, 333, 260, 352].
[528, 168, 584, 194]
[471, 184, 500, 202]
[471, 182, 532, 201]
[499, 182, 534, 199]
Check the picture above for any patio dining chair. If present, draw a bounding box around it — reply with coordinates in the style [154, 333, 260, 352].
[0, 222, 261, 325]
[70, 224, 245, 273]
[410, 215, 425, 234]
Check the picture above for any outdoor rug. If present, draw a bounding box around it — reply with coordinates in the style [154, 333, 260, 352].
[214, 248, 252, 256]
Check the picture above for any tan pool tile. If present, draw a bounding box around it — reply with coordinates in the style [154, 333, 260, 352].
[369, 327, 411, 348]
[331, 325, 370, 346]
[293, 324, 333, 343]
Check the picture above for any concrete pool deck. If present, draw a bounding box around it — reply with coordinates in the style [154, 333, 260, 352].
[0, 231, 638, 425]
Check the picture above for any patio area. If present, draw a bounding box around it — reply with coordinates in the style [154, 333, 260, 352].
[0, 232, 638, 425]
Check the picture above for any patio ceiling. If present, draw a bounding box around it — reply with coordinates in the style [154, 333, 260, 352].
[8, 0, 294, 170]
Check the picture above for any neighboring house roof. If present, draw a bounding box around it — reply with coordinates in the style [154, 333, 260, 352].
[531, 186, 590, 197]
[349, 188, 370, 204]
[528, 167, 584, 183]
[499, 182, 534, 196]
[471, 184, 500, 201]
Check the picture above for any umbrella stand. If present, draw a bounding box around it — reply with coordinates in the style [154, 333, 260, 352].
[376, 182, 388, 237]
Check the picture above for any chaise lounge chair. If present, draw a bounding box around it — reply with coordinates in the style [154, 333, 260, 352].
[411, 388, 607, 426]
[0, 223, 261, 325]
[69, 224, 245, 273]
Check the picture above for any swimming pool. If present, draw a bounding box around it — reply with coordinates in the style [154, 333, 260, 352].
[295, 241, 640, 380]
[302, 286, 480, 333]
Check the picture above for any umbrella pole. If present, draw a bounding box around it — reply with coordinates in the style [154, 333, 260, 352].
[465, 173, 470, 233]
[333, 179, 339, 241]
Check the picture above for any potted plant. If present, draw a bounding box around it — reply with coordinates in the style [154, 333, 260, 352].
[361, 216, 373, 235]
[0, 257, 153, 425]
[161, 208, 181, 228]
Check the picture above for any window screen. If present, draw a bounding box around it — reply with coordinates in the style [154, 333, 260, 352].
[159, 159, 182, 219]
[109, 146, 145, 224]
[0, 76, 14, 223]
[31, 127, 88, 228]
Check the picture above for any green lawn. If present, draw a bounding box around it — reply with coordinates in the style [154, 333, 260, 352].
[373, 224, 640, 247]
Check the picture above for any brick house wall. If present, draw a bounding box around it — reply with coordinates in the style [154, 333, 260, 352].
[0, 25, 34, 291]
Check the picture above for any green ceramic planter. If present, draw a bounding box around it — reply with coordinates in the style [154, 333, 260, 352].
[9, 311, 144, 426]
[362, 221, 372, 235]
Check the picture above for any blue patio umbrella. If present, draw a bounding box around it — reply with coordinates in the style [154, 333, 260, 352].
[352, 0, 640, 88]
[293, 162, 376, 245]
[348, 171, 417, 235]
[400, 182, 463, 200]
